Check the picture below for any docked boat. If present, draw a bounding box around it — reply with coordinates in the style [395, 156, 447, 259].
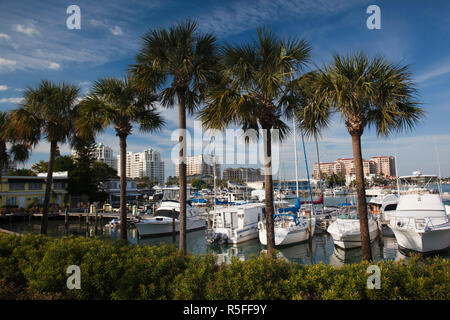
[259, 213, 316, 246]
[333, 187, 347, 196]
[206, 203, 265, 245]
[135, 200, 206, 237]
[327, 206, 379, 249]
[389, 173, 450, 253]
[369, 194, 398, 236]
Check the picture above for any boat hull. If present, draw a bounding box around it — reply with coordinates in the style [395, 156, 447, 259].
[391, 225, 450, 253]
[135, 218, 205, 237]
[328, 229, 378, 249]
[212, 223, 259, 244]
[259, 224, 314, 246]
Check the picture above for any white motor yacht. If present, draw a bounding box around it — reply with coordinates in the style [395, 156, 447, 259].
[327, 206, 379, 249]
[135, 200, 206, 237]
[389, 172, 450, 253]
[207, 203, 265, 245]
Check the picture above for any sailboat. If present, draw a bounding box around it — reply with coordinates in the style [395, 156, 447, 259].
[258, 118, 315, 246]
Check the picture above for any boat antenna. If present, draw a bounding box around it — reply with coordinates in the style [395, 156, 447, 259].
[433, 136, 443, 195]
[393, 139, 400, 196]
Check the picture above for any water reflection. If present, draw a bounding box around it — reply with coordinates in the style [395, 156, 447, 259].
[2, 216, 449, 266]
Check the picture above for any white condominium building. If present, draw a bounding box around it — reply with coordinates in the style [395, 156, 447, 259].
[117, 148, 165, 183]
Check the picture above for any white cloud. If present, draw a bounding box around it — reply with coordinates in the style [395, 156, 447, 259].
[110, 26, 123, 36]
[0, 85, 8, 91]
[0, 33, 10, 40]
[416, 62, 450, 83]
[48, 62, 60, 70]
[0, 97, 24, 104]
[14, 24, 39, 36]
[0, 58, 17, 72]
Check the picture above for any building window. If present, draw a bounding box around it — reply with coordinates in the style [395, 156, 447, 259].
[53, 182, 66, 189]
[9, 183, 25, 191]
[29, 182, 43, 190]
[6, 197, 16, 206]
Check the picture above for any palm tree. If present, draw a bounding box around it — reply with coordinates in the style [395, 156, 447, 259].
[199, 28, 311, 256]
[305, 52, 425, 260]
[76, 77, 164, 240]
[9, 80, 80, 234]
[131, 20, 219, 253]
[0, 111, 31, 191]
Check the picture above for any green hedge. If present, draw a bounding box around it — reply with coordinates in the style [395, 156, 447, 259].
[0, 233, 449, 300]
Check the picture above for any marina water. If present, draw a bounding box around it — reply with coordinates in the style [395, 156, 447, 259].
[2, 190, 450, 266]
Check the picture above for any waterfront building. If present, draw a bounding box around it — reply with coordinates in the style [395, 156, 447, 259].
[92, 143, 117, 170]
[314, 155, 396, 179]
[99, 179, 141, 205]
[223, 167, 262, 182]
[117, 148, 165, 184]
[176, 155, 221, 179]
[0, 171, 69, 208]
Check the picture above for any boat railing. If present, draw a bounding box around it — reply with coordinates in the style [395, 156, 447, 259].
[391, 216, 447, 231]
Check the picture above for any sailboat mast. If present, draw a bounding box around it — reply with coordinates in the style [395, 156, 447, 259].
[300, 129, 315, 239]
[293, 117, 300, 198]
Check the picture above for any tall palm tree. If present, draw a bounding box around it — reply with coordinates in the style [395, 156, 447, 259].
[131, 20, 219, 253]
[9, 80, 80, 234]
[76, 77, 164, 240]
[0, 111, 31, 191]
[199, 28, 311, 256]
[306, 53, 425, 260]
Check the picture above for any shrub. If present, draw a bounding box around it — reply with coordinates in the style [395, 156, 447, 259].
[0, 233, 449, 300]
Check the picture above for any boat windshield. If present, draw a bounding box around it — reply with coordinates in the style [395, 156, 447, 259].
[154, 209, 179, 219]
[338, 213, 359, 220]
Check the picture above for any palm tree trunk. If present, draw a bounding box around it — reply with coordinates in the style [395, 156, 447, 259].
[314, 135, 322, 191]
[177, 91, 187, 254]
[119, 134, 128, 240]
[41, 140, 57, 235]
[351, 134, 372, 261]
[263, 127, 275, 256]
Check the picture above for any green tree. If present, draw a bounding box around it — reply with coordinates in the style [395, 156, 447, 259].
[32, 160, 48, 173]
[7, 169, 36, 176]
[10, 80, 80, 235]
[199, 28, 311, 256]
[76, 77, 164, 240]
[131, 20, 220, 253]
[137, 176, 158, 190]
[0, 111, 30, 190]
[165, 176, 179, 186]
[308, 53, 425, 260]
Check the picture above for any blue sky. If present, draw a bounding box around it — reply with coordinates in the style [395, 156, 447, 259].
[1, 0, 450, 178]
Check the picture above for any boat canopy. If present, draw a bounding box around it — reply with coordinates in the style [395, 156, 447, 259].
[278, 197, 301, 214]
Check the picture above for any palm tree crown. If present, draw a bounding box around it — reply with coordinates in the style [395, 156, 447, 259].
[77, 76, 164, 240]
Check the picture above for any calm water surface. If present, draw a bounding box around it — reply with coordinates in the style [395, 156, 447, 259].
[2, 192, 450, 266]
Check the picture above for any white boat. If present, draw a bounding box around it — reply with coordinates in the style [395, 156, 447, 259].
[369, 194, 398, 236]
[333, 187, 347, 196]
[251, 189, 265, 202]
[327, 206, 379, 249]
[135, 200, 206, 237]
[259, 214, 316, 246]
[389, 173, 450, 253]
[323, 189, 333, 196]
[207, 203, 265, 245]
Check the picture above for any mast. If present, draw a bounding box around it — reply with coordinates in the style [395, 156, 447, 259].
[293, 117, 300, 198]
[300, 129, 315, 240]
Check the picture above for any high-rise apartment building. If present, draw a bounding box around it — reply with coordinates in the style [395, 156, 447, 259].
[175, 155, 221, 178]
[223, 167, 263, 182]
[314, 155, 395, 179]
[118, 148, 165, 183]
